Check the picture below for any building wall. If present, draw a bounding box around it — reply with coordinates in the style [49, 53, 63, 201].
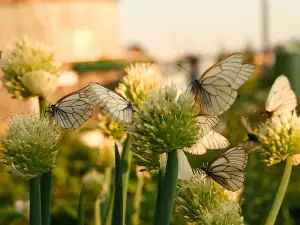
[0, 0, 122, 62]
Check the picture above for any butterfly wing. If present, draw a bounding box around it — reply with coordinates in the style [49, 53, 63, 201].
[177, 150, 194, 180]
[82, 82, 134, 123]
[265, 75, 297, 117]
[53, 87, 93, 130]
[190, 53, 254, 116]
[183, 130, 229, 155]
[197, 114, 220, 136]
[205, 146, 248, 191]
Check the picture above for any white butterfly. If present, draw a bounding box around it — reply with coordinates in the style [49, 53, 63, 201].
[48, 86, 94, 130]
[197, 114, 220, 136]
[183, 130, 229, 155]
[265, 75, 297, 117]
[177, 150, 194, 180]
[82, 82, 135, 123]
[187, 53, 254, 116]
[195, 146, 248, 192]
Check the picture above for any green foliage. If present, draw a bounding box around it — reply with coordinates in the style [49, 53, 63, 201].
[73, 60, 126, 73]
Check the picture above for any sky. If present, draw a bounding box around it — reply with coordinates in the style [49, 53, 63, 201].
[119, 0, 300, 60]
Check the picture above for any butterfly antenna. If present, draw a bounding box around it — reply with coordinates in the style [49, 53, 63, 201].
[177, 63, 192, 76]
[134, 81, 141, 90]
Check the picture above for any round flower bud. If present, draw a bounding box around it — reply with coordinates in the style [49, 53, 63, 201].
[255, 112, 300, 166]
[22, 70, 59, 98]
[0, 114, 60, 177]
[175, 175, 244, 224]
[128, 85, 200, 155]
[82, 169, 106, 201]
[116, 63, 163, 105]
[0, 37, 60, 99]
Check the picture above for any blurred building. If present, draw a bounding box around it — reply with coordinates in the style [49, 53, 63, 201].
[0, 0, 122, 62]
[123, 44, 154, 63]
[0, 0, 124, 124]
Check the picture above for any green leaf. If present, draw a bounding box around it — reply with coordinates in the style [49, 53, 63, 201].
[112, 143, 123, 225]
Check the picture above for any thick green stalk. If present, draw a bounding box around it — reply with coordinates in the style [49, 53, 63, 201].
[154, 150, 178, 225]
[264, 157, 293, 225]
[40, 171, 52, 225]
[38, 97, 48, 114]
[29, 176, 42, 225]
[121, 135, 132, 225]
[112, 144, 123, 225]
[153, 169, 165, 225]
[131, 171, 144, 225]
[77, 188, 85, 225]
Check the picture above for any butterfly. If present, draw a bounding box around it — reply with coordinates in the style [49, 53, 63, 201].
[46, 86, 94, 130]
[183, 114, 229, 155]
[177, 150, 193, 180]
[186, 53, 254, 116]
[194, 146, 248, 192]
[183, 130, 229, 155]
[197, 114, 220, 136]
[265, 75, 297, 118]
[81, 82, 135, 123]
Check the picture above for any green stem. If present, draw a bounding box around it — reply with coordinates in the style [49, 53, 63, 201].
[94, 195, 102, 225]
[104, 189, 115, 225]
[131, 171, 144, 225]
[112, 143, 123, 225]
[264, 157, 293, 225]
[29, 176, 42, 225]
[121, 135, 132, 225]
[154, 150, 178, 225]
[40, 171, 52, 225]
[77, 188, 85, 225]
[38, 96, 52, 225]
[153, 169, 165, 225]
[38, 97, 48, 114]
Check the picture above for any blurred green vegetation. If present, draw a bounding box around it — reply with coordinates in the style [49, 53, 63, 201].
[72, 59, 155, 73]
[72, 60, 127, 73]
[2, 48, 300, 225]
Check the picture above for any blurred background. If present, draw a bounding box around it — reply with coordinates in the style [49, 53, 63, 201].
[1, 0, 300, 224]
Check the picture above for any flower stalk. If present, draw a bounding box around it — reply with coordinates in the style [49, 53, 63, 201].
[154, 150, 178, 225]
[154, 169, 165, 224]
[39, 97, 52, 225]
[40, 171, 52, 225]
[29, 176, 42, 225]
[264, 156, 293, 225]
[94, 194, 102, 225]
